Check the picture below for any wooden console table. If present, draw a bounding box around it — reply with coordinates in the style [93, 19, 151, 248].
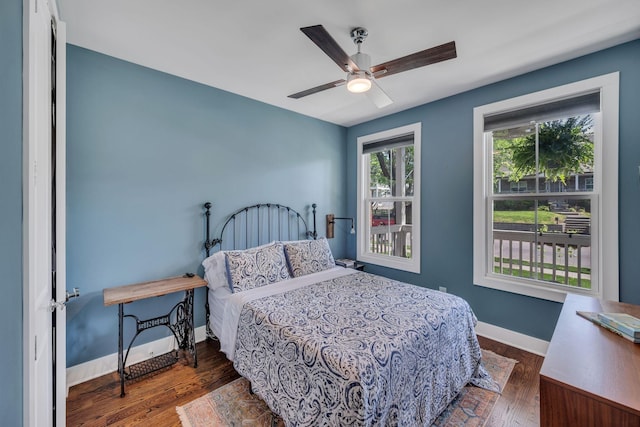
[103, 274, 206, 397]
[540, 293, 640, 426]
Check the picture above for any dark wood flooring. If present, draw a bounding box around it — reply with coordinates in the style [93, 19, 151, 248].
[66, 336, 544, 426]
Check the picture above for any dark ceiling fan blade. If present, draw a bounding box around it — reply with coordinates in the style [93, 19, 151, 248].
[288, 79, 346, 99]
[300, 25, 360, 72]
[371, 41, 457, 78]
[366, 79, 393, 108]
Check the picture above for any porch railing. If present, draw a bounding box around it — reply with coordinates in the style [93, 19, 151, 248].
[368, 226, 591, 288]
[493, 229, 591, 288]
[370, 225, 412, 258]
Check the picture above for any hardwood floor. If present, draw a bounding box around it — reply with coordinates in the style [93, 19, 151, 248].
[66, 336, 544, 426]
[478, 336, 544, 427]
[66, 341, 239, 427]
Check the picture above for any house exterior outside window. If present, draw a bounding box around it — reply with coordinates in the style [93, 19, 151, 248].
[473, 73, 619, 302]
[357, 123, 421, 273]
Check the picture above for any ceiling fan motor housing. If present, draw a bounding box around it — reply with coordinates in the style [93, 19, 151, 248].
[351, 52, 371, 73]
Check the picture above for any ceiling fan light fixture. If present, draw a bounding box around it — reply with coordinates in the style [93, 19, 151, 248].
[346, 71, 372, 93]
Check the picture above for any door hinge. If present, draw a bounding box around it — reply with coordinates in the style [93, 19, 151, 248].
[34, 335, 37, 361]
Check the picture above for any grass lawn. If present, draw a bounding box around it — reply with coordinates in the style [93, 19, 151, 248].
[494, 210, 565, 224]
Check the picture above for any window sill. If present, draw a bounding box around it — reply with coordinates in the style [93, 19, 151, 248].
[473, 274, 599, 303]
[358, 253, 420, 274]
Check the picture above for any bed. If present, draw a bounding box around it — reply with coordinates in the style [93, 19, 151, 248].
[201, 202, 495, 426]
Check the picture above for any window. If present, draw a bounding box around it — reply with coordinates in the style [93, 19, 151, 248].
[357, 123, 421, 273]
[585, 177, 594, 191]
[473, 73, 619, 302]
[510, 181, 528, 193]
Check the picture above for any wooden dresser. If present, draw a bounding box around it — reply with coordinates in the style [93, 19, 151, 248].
[540, 293, 640, 426]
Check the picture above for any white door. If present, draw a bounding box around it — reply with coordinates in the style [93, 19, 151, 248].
[23, 0, 67, 425]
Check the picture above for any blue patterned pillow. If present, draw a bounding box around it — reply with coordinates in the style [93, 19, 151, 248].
[283, 237, 336, 277]
[225, 242, 291, 293]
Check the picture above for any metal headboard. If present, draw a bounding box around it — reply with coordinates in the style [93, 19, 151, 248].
[204, 202, 317, 255]
[202, 202, 317, 338]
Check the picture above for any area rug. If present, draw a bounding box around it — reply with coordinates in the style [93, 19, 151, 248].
[176, 349, 517, 427]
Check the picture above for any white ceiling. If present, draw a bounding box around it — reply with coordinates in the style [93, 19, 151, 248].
[57, 0, 640, 127]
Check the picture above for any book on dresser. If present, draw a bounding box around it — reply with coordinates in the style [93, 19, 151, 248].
[597, 312, 640, 338]
[576, 311, 640, 343]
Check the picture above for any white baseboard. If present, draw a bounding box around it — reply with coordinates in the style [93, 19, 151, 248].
[66, 325, 208, 390]
[475, 321, 548, 356]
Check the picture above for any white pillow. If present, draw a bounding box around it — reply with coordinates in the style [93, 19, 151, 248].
[202, 251, 229, 290]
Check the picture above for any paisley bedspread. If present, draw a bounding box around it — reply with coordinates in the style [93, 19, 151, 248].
[232, 271, 488, 426]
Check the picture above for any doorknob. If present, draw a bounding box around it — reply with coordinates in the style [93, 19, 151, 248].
[65, 287, 80, 302]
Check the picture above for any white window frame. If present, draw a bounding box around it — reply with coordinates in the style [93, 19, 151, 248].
[357, 123, 421, 273]
[473, 73, 619, 303]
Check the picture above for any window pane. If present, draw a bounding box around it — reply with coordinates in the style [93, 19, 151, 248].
[368, 145, 414, 198]
[492, 115, 594, 195]
[368, 201, 412, 259]
[492, 198, 591, 288]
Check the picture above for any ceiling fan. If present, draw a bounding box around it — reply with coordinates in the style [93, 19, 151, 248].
[288, 25, 457, 108]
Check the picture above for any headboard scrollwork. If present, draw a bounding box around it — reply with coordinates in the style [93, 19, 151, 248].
[203, 202, 317, 256]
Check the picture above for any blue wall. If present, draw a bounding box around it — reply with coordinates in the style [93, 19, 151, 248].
[347, 39, 640, 341]
[65, 46, 348, 366]
[0, 0, 23, 424]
